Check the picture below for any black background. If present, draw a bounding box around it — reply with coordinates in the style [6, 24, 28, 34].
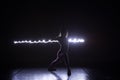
[1, 0, 119, 80]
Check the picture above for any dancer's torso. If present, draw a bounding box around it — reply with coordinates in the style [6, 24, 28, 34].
[57, 37, 69, 53]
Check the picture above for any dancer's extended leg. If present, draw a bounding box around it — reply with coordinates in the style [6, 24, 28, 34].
[64, 52, 71, 76]
[48, 51, 63, 71]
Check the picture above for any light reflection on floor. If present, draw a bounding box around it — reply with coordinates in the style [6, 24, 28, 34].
[12, 68, 89, 80]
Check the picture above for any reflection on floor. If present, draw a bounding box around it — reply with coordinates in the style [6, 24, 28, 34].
[12, 68, 89, 80]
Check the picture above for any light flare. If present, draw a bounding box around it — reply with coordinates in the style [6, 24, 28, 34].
[68, 38, 85, 43]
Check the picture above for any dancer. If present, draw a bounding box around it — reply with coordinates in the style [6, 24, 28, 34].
[48, 29, 71, 76]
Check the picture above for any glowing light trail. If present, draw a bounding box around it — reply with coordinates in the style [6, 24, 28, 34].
[13, 38, 85, 44]
[13, 40, 58, 44]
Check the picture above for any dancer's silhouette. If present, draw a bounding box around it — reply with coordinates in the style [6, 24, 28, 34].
[48, 29, 71, 76]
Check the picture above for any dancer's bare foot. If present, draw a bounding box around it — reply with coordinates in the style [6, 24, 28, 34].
[67, 69, 71, 76]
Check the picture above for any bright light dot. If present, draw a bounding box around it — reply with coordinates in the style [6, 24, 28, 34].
[42, 40, 45, 42]
[33, 41, 37, 43]
[38, 40, 41, 42]
[28, 40, 31, 42]
[14, 41, 18, 44]
[68, 38, 72, 42]
[48, 39, 52, 42]
[21, 41, 25, 43]
[24, 40, 28, 43]
[42, 40, 47, 43]
[38, 40, 42, 43]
